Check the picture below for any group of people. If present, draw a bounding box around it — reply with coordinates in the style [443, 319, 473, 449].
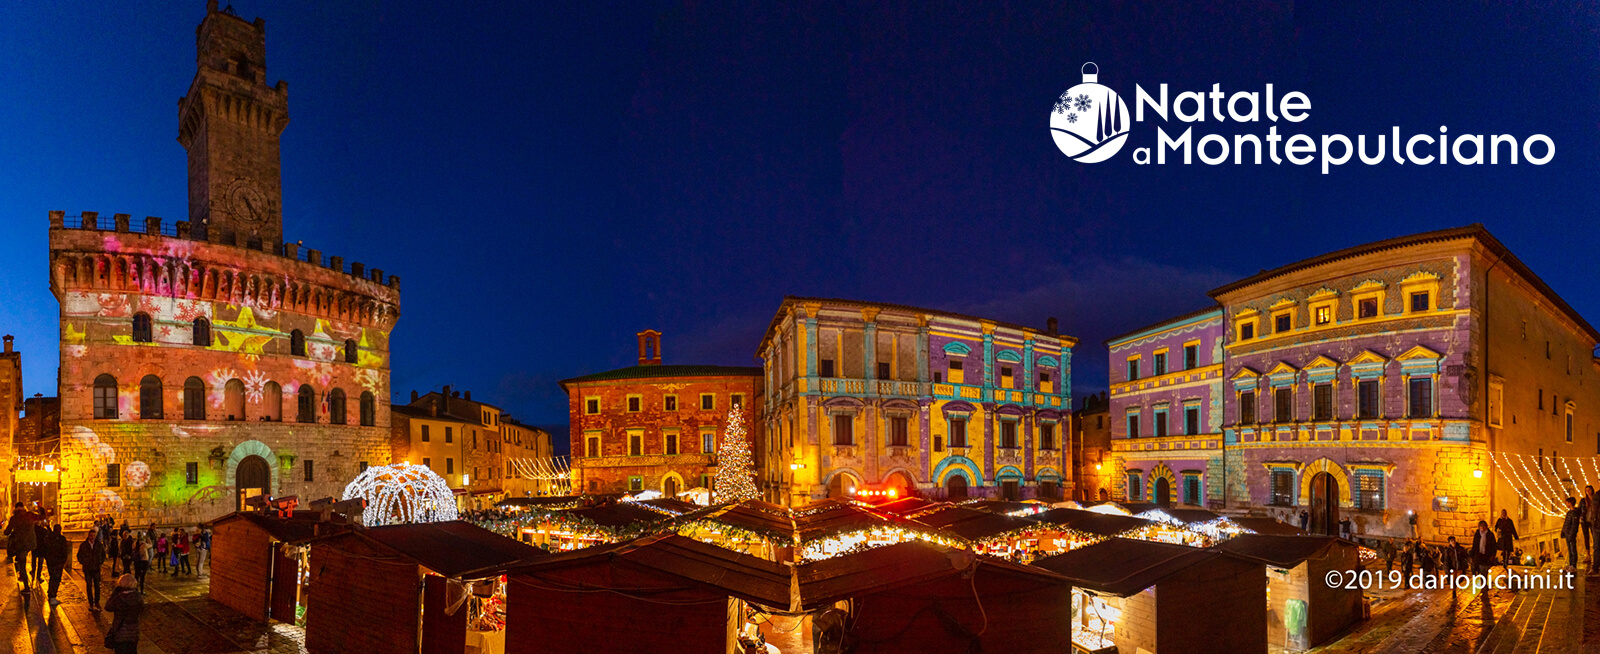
[1559, 485, 1600, 574]
[6, 505, 216, 654]
[1381, 512, 1522, 588]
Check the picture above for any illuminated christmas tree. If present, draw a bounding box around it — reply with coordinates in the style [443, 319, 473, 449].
[712, 405, 759, 503]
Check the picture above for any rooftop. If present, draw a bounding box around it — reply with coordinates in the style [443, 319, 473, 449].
[757, 295, 1080, 354]
[559, 364, 763, 386]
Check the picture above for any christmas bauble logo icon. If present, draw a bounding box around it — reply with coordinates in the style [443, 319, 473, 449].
[1050, 62, 1130, 163]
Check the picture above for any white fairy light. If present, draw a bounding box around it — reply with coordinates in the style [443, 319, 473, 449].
[342, 462, 459, 526]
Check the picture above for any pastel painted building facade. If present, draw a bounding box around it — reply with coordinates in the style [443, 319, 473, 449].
[1107, 308, 1226, 507]
[1213, 225, 1600, 543]
[756, 297, 1075, 506]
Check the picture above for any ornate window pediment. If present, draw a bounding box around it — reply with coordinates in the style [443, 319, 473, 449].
[942, 341, 972, 356]
[1270, 297, 1298, 310]
[1396, 345, 1442, 361]
[1351, 279, 1387, 293]
[1230, 366, 1260, 381]
[1349, 350, 1389, 365]
[996, 349, 1023, 363]
[1307, 287, 1340, 301]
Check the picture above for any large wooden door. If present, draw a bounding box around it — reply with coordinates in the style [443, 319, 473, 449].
[1309, 472, 1339, 536]
[269, 546, 298, 622]
[237, 455, 270, 510]
[1154, 477, 1171, 506]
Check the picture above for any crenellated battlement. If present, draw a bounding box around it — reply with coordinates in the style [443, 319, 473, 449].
[49, 210, 400, 291]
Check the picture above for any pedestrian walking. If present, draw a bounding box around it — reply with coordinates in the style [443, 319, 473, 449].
[119, 528, 134, 578]
[1470, 519, 1498, 575]
[132, 532, 150, 592]
[106, 524, 122, 575]
[41, 524, 69, 605]
[1494, 509, 1519, 568]
[1586, 486, 1600, 576]
[1561, 497, 1582, 570]
[1580, 490, 1593, 561]
[1382, 539, 1396, 572]
[105, 574, 143, 654]
[30, 520, 48, 588]
[155, 532, 169, 574]
[174, 528, 192, 575]
[5, 502, 39, 594]
[77, 531, 105, 609]
[1400, 538, 1415, 587]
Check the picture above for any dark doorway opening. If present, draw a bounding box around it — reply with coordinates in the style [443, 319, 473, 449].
[1154, 477, 1171, 506]
[237, 455, 270, 511]
[1308, 472, 1339, 536]
[945, 475, 968, 499]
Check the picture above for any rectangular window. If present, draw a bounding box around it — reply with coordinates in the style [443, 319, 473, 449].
[1358, 298, 1379, 319]
[586, 436, 599, 458]
[1239, 391, 1256, 425]
[629, 431, 642, 456]
[445, 426, 453, 443]
[1410, 291, 1430, 312]
[446, 459, 454, 475]
[304, 460, 315, 482]
[1153, 409, 1168, 437]
[1313, 383, 1333, 421]
[665, 432, 678, 455]
[1126, 474, 1143, 501]
[360, 462, 368, 473]
[700, 394, 714, 411]
[94, 384, 117, 419]
[947, 360, 964, 384]
[833, 414, 854, 446]
[1040, 423, 1055, 450]
[107, 463, 121, 487]
[1240, 322, 1255, 340]
[1566, 411, 1574, 443]
[1270, 470, 1293, 506]
[1184, 344, 1198, 370]
[1038, 372, 1052, 393]
[949, 417, 968, 447]
[627, 396, 641, 412]
[185, 462, 199, 486]
[665, 395, 677, 411]
[933, 372, 943, 383]
[1126, 359, 1139, 381]
[1314, 305, 1332, 325]
[1274, 314, 1292, 334]
[889, 416, 909, 447]
[933, 435, 944, 452]
[732, 394, 745, 409]
[1126, 414, 1141, 439]
[819, 359, 836, 378]
[629, 477, 643, 492]
[1184, 406, 1200, 435]
[1408, 378, 1433, 418]
[1184, 475, 1201, 505]
[1358, 380, 1380, 419]
[585, 398, 599, 414]
[1356, 472, 1385, 510]
[1000, 366, 1014, 388]
[423, 457, 431, 469]
[877, 362, 891, 379]
[1274, 388, 1293, 422]
[1153, 353, 1167, 376]
[421, 425, 430, 442]
[1000, 421, 1017, 448]
[701, 431, 715, 454]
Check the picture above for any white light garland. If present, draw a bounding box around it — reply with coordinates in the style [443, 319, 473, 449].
[1489, 452, 1576, 517]
[342, 463, 460, 526]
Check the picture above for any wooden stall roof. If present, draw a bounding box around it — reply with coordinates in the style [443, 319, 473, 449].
[497, 495, 581, 508]
[868, 497, 936, 515]
[508, 534, 792, 608]
[1231, 517, 1308, 536]
[1144, 508, 1223, 524]
[354, 521, 549, 578]
[1031, 508, 1158, 536]
[910, 506, 989, 528]
[797, 541, 1068, 610]
[631, 498, 703, 516]
[566, 503, 671, 527]
[963, 500, 1043, 515]
[1213, 534, 1352, 568]
[205, 511, 354, 544]
[938, 512, 1042, 542]
[692, 502, 796, 536]
[1032, 538, 1231, 597]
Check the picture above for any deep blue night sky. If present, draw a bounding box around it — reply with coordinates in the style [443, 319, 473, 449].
[1, 2, 1595, 450]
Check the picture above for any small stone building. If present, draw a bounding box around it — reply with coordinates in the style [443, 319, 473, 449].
[207, 511, 352, 623]
[1033, 538, 1266, 654]
[1214, 534, 1363, 650]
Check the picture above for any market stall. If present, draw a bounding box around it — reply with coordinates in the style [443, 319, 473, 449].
[795, 502, 958, 562]
[798, 540, 1073, 654]
[1231, 516, 1309, 536]
[1214, 535, 1363, 651]
[304, 521, 547, 654]
[207, 511, 353, 625]
[675, 500, 797, 560]
[865, 496, 935, 516]
[504, 534, 794, 654]
[1136, 508, 1256, 546]
[1033, 538, 1267, 654]
[963, 499, 1050, 517]
[481, 502, 672, 550]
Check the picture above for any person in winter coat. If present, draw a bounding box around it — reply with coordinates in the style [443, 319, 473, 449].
[1561, 497, 1582, 570]
[77, 531, 105, 609]
[106, 525, 122, 575]
[5, 503, 39, 593]
[1586, 486, 1600, 576]
[132, 532, 150, 592]
[41, 524, 70, 604]
[1494, 509, 1519, 568]
[1470, 520, 1498, 575]
[105, 574, 143, 654]
[119, 528, 134, 578]
[1400, 539, 1415, 587]
[154, 533, 168, 574]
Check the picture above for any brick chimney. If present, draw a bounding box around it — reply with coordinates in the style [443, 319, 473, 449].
[637, 330, 663, 366]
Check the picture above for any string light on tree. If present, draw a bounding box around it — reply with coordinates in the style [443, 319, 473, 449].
[342, 462, 459, 526]
[712, 405, 759, 503]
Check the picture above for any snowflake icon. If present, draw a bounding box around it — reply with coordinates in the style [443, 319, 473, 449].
[1066, 113, 1077, 123]
[1073, 94, 1092, 112]
[1053, 91, 1074, 115]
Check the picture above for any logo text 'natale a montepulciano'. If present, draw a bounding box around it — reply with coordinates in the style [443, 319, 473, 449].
[1050, 63, 1554, 172]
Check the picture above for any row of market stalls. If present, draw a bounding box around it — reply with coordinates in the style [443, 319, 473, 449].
[210, 498, 1367, 654]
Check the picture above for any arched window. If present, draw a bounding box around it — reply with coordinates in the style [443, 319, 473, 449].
[263, 381, 282, 421]
[329, 388, 347, 425]
[139, 375, 163, 419]
[290, 329, 306, 357]
[132, 313, 153, 343]
[224, 379, 246, 421]
[183, 376, 206, 420]
[344, 339, 358, 364]
[298, 384, 316, 423]
[93, 374, 118, 419]
[360, 391, 376, 427]
[193, 317, 212, 347]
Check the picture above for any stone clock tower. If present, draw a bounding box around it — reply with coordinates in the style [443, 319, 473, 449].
[177, 0, 289, 248]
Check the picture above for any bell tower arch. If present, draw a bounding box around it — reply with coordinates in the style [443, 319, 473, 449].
[177, 0, 289, 249]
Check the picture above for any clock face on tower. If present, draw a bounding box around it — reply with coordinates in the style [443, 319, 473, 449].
[226, 178, 269, 228]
